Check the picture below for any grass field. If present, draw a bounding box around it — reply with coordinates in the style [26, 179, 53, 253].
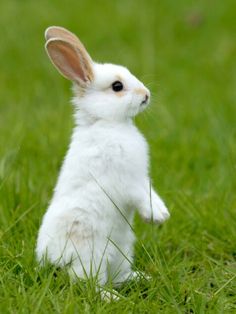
[0, 0, 235, 313]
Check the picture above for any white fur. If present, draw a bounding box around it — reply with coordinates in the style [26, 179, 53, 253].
[36, 60, 170, 288]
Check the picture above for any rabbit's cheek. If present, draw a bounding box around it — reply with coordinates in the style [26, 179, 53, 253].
[114, 91, 125, 98]
[125, 101, 140, 117]
[131, 94, 143, 108]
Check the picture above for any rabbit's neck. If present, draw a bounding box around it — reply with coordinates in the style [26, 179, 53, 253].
[74, 109, 98, 126]
[74, 109, 132, 127]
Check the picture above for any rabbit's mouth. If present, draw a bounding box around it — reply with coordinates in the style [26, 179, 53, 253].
[140, 101, 147, 107]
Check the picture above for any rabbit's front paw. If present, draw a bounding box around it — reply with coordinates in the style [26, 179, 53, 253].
[141, 193, 170, 224]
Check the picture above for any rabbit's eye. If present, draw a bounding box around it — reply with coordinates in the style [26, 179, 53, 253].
[112, 81, 123, 92]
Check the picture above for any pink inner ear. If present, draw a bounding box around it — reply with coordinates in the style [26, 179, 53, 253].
[47, 41, 87, 83]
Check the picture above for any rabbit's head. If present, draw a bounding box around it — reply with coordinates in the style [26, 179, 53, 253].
[45, 26, 150, 122]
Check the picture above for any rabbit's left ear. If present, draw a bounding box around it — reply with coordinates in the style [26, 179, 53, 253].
[45, 38, 94, 86]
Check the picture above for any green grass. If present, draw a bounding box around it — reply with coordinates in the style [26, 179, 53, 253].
[0, 0, 236, 312]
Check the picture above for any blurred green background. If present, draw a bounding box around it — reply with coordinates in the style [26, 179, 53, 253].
[0, 0, 235, 312]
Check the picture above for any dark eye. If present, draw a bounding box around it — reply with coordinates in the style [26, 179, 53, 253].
[112, 81, 123, 92]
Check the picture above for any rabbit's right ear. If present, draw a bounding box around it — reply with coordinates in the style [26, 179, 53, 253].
[45, 38, 94, 86]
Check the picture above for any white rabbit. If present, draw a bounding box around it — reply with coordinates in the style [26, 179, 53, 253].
[36, 26, 170, 293]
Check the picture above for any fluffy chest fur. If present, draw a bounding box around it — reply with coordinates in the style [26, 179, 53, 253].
[54, 121, 149, 200]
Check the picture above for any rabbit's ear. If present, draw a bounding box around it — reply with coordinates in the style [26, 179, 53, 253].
[45, 26, 77, 41]
[45, 26, 93, 64]
[45, 26, 82, 47]
[46, 38, 94, 86]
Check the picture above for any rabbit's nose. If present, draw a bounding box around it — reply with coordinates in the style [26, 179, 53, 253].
[144, 94, 149, 103]
[141, 94, 149, 106]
